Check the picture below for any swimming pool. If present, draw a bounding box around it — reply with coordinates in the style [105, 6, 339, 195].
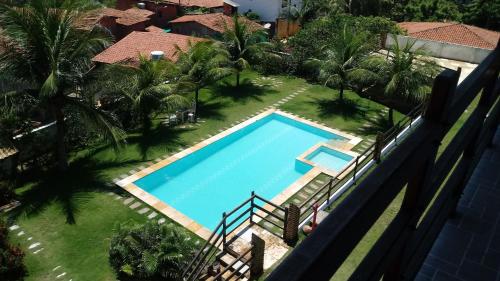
[305, 146, 354, 172]
[133, 112, 352, 230]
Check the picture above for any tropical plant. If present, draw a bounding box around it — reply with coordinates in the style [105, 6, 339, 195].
[0, 0, 124, 171]
[175, 41, 232, 120]
[222, 15, 273, 87]
[109, 221, 196, 281]
[0, 219, 26, 281]
[101, 57, 189, 132]
[307, 25, 379, 101]
[289, 15, 400, 75]
[379, 36, 439, 124]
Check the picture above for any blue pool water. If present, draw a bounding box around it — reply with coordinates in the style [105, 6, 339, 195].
[134, 113, 346, 230]
[305, 146, 354, 172]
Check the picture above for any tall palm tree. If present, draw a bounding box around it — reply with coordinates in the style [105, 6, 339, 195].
[380, 36, 439, 125]
[102, 57, 189, 132]
[222, 15, 272, 87]
[308, 25, 378, 101]
[0, 0, 123, 171]
[175, 41, 232, 121]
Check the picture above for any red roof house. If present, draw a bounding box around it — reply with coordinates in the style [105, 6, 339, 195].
[78, 8, 154, 39]
[92, 31, 205, 64]
[169, 13, 263, 37]
[398, 22, 500, 50]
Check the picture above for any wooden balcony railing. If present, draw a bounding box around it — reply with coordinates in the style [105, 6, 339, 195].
[266, 42, 500, 281]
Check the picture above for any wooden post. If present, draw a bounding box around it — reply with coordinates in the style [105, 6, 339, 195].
[383, 69, 460, 281]
[222, 212, 227, 249]
[353, 156, 359, 183]
[250, 191, 255, 225]
[374, 132, 384, 163]
[326, 178, 333, 205]
[283, 207, 289, 240]
[448, 64, 499, 214]
[284, 204, 300, 246]
[250, 234, 265, 279]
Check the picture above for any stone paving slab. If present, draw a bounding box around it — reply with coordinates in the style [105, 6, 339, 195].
[417, 126, 500, 281]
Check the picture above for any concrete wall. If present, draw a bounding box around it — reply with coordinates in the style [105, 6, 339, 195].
[385, 34, 492, 64]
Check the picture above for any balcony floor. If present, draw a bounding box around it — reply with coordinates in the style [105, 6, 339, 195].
[417, 125, 500, 281]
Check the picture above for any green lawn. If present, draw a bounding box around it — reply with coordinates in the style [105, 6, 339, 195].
[5, 70, 402, 281]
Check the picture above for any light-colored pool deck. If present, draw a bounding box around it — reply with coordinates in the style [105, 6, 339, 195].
[116, 109, 361, 240]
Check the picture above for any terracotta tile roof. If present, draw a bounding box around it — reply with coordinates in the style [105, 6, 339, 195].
[92, 31, 205, 64]
[146, 25, 166, 33]
[170, 13, 263, 34]
[163, 0, 224, 8]
[398, 22, 500, 50]
[77, 8, 153, 29]
[0, 142, 18, 160]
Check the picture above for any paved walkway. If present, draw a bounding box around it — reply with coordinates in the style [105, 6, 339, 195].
[416, 125, 500, 281]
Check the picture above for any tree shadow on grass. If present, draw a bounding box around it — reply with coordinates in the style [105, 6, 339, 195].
[126, 124, 193, 161]
[311, 98, 369, 120]
[9, 156, 118, 225]
[197, 99, 228, 121]
[356, 113, 393, 136]
[210, 78, 278, 103]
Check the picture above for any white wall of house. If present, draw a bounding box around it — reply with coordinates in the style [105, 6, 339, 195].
[385, 34, 492, 64]
[233, 0, 281, 22]
[232, 0, 303, 22]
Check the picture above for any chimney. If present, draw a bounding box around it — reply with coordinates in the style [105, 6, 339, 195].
[150, 51, 164, 61]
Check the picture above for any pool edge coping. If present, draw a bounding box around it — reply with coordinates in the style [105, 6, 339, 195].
[116, 109, 362, 240]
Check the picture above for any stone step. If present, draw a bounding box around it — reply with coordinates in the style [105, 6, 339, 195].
[123, 198, 134, 205]
[28, 242, 41, 249]
[33, 248, 44, 254]
[129, 202, 141, 209]
[8, 225, 20, 231]
[148, 212, 158, 219]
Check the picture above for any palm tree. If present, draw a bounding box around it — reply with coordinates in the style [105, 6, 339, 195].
[308, 25, 378, 101]
[102, 57, 189, 132]
[380, 36, 439, 125]
[175, 41, 232, 121]
[109, 221, 195, 281]
[0, 0, 123, 171]
[222, 15, 272, 87]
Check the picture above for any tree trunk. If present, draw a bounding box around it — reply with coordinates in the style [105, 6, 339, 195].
[236, 72, 240, 87]
[194, 88, 199, 122]
[54, 104, 68, 171]
[339, 84, 344, 101]
[388, 108, 394, 126]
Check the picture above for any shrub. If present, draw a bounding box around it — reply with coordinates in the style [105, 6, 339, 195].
[0, 181, 16, 207]
[109, 221, 196, 281]
[0, 219, 26, 281]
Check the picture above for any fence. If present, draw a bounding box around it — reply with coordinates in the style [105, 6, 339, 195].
[275, 18, 301, 39]
[266, 40, 500, 281]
